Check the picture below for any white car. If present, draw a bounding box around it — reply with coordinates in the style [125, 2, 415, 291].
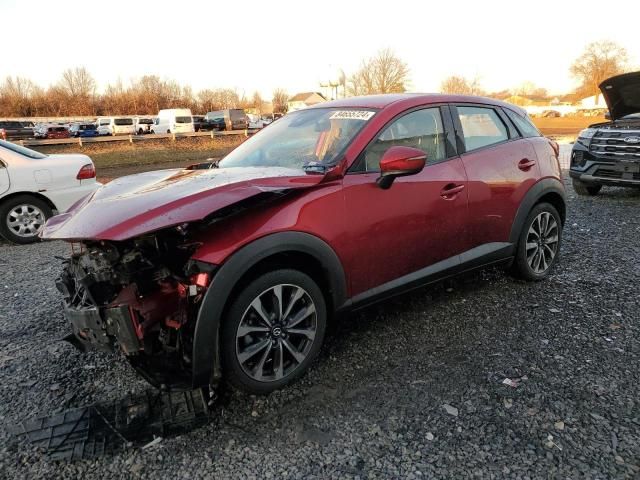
[0, 140, 101, 244]
[134, 117, 154, 135]
[246, 113, 264, 129]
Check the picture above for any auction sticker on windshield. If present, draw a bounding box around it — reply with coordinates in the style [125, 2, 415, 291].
[330, 110, 376, 121]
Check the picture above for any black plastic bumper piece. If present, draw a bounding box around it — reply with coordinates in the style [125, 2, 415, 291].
[63, 304, 140, 354]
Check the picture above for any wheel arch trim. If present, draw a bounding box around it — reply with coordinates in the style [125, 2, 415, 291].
[191, 231, 347, 387]
[509, 178, 566, 244]
[0, 191, 58, 212]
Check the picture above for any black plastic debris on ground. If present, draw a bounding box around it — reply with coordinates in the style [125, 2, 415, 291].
[8, 389, 210, 461]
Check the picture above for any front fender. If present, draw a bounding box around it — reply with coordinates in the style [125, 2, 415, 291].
[191, 231, 347, 388]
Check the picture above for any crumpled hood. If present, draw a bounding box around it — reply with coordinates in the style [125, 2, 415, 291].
[600, 71, 640, 120]
[41, 166, 326, 241]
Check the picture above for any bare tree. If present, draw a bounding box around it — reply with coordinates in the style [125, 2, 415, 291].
[511, 81, 536, 97]
[251, 91, 263, 114]
[135, 75, 165, 113]
[102, 80, 128, 115]
[571, 40, 628, 103]
[58, 67, 97, 115]
[348, 49, 409, 96]
[0, 76, 37, 116]
[218, 89, 241, 109]
[272, 88, 289, 114]
[440, 75, 484, 95]
[60, 67, 96, 97]
[198, 89, 218, 113]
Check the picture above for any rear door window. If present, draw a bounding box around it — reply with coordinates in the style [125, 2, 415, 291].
[456, 106, 509, 152]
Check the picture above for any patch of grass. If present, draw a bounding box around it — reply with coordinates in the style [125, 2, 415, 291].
[32, 136, 245, 169]
[88, 148, 219, 168]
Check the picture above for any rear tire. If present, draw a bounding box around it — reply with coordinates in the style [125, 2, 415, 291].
[511, 202, 562, 281]
[0, 194, 53, 244]
[220, 269, 327, 395]
[572, 178, 601, 196]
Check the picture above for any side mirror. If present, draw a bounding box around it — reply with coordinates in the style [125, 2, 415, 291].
[377, 146, 427, 189]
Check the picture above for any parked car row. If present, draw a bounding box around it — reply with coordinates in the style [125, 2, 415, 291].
[0, 108, 273, 140]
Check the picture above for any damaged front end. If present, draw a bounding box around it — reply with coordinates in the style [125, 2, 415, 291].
[43, 165, 332, 390]
[57, 231, 214, 390]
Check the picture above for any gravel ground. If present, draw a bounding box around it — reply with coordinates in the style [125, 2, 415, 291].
[1, 163, 639, 479]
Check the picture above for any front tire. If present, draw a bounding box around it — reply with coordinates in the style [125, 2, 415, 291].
[0, 195, 53, 244]
[572, 178, 601, 196]
[511, 202, 562, 281]
[220, 269, 327, 394]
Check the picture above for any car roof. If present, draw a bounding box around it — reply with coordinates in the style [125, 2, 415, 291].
[308, 93, 525, 114]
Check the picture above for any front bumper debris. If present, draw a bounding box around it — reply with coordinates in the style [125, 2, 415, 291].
[9, 389, 211, 461]
[64, 304, 140, 354]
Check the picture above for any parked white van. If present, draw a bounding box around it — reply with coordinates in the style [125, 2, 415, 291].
[96, 117, 135, 136]
[154, 109, 195, 134]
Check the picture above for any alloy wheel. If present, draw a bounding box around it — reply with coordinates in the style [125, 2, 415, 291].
[235, 284, 317, 383]
[6, 204, 46, 238]
[525, 211, 559, 274]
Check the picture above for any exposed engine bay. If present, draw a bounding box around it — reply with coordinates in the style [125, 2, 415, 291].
[591, 117, 640, 130]
[56, 231, 214, 389]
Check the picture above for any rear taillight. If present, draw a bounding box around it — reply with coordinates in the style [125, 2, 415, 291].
[548, 139, 560, 158]
[76, 163, 96, 180]
[0, 128, 5, 140]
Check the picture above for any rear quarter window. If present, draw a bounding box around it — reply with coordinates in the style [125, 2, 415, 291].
[504, 109, 541, 138]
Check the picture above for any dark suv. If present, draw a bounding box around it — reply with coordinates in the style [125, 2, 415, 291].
[0, 121, 34, 140]
[570, 72, 640, 195]
[43, 94, 566, 395]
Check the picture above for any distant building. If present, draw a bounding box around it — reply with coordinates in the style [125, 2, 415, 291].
[504, 95, 552, 107]
[579, 95, 608, 109]
[287, 92, 326, 112]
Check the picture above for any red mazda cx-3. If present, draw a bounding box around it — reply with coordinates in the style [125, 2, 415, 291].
[43, 94, 566, 395]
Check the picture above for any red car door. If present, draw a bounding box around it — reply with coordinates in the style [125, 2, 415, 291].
[451, 105, 540, 247]
[342, 106, 470, 299]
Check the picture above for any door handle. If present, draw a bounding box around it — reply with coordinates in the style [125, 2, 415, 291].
[440, 183, 465, 199]
[518, 158, 536, 171]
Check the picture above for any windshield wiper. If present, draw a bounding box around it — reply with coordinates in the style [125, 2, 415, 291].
[186, 158, 221, 170]
[302, 161, 328, 174]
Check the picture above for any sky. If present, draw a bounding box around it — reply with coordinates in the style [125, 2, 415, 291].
[1, 0, 638, 99]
